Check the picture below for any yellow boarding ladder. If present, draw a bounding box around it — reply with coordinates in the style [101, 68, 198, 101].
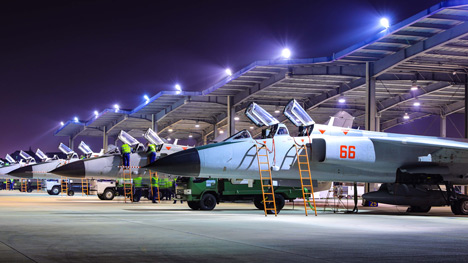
[294, 143, 317, 216]
[61, 177, 68, 196]
[81, 179, 89, 196]
[20, 178, 27, 192]
[149, 170, 161, 203]
[255, 143, 277, 216]
[122, 166, 133, 203]
[37, 179, 42, 191]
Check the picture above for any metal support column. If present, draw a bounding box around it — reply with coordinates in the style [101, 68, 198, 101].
[465, 78, 468, 194]
[440, 115, 447, 138]
[227, 96, 235, 136]
[152, 114, 158, 133]
[363, 62, 377, 206]
[376, 113, 381, 132]
[103, 126, 108, 152]
[69, 137, 74, 150]
[213, 123, 218, 141]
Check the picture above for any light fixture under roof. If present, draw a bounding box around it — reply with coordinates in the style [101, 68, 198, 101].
[249, 126, 254, 130]
[274, 106, 280, 114]
[114, 104, 120, 112]
[195, 121, 200, 128]
[403, 113, 410, 120]
[413, 100, 421, 107]
[234, 116, 240, 121]
[168, 128, 173, 132]
[225, 68, 232, 76]
[189, 134, 193, 138]
[167, 137, 172, 141]
[380, 17, 390, 29]
[94, 110, 99, 117]
[219, 130, 224, 134]
[74, 117, 79, 123]
[60, 121, 64, 126]
[338, 95, 346, 103]
[411, 81, 418, 91]
[281, 48, 291, 59]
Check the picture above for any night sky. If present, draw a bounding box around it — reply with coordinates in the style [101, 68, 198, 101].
[1, 0, 444, 157]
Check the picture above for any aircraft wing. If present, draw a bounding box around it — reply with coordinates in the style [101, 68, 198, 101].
[370, 136, 468, 163]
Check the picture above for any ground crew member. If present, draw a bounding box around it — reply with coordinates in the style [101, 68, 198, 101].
[121, 143, 131, 167]
[151, 176, 159, 203]
[9, 179, 14, 190]
[146, 143, 157, 164]
[173, 177, 183, 204]
[159, 178, 169, 200]
[133, 176, 143, 200]
[3, 179, 7, 190]
[166, 178, 173, 201]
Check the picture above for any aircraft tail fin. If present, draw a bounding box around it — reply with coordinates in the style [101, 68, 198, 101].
[173, 139, 179, 145]
[325, 111, 354, 128]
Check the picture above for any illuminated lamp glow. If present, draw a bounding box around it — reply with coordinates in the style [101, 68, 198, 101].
[168, 128, 173, 132]
[114, 104, 120, 112]
[60, 121, 64, 126]
[249, 126, 254, 130]
[226, 68, 232, 76]
[94, 111, 99, 117]
[74, 117, 79, 123]
[175, 84, 182, 94]
[195, 124, 200, 128]
[144, 95, 150, 103]
[234, 116, 240, 121]
[338, 96, 346, 103]
[380, 18, 390, 29]
[282, 48, 291, 59]
[403, 113, 410, 120]
[167, 137, 171, 141]
[413, 101, 421, 107]
[219, 130, 224, 134]
[189, 134, 193, 138]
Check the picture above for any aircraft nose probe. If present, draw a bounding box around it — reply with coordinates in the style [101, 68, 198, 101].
[145, 148, 201, 177]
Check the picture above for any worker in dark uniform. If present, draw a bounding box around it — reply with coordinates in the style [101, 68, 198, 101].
[121, 143, 131, 167]
[9, 179, 14, 190]
[146, 143, 157, 164]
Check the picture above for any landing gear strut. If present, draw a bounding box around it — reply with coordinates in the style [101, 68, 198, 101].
[446, 182, 468, 215]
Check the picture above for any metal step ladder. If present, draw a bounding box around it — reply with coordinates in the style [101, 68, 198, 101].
[20, 178, 27, 192]
[122, 166, 133, 203]
[149, 170, 161, 203]
[81, 179, 88, 196]
[61, 177, 68, 196]
[294, 143, 317, 216]
[36, 179, 42, 191]
[255, 143, 277, 216]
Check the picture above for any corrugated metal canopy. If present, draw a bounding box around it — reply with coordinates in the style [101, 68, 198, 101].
[56, 0, 468, 144]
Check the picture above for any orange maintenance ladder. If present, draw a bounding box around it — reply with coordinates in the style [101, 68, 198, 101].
[81, 179, 89, 196]
[122, 166, 133, 203]
[61, 177, 68, 196]
[20, 178, 27, 192]
[255, 143, 277, 216]
[294, 143, 317, 216]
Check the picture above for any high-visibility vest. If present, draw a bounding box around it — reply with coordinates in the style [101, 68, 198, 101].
[159, 178, 169, 189]
[134, 177, 143, 187]
[121, 144, 131, 154]
[151, 177, 159, 187]
[148, 144, 156, 153]
[167, 179, 173, 188]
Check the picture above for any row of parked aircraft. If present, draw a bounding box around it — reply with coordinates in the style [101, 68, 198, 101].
[1, 99, 468, 215]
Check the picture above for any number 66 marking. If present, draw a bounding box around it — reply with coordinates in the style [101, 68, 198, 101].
[340, 145, 355, 159]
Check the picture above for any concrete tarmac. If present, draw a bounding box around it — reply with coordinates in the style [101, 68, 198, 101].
[1, 191, 468, 263]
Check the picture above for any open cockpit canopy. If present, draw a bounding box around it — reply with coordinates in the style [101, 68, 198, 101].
[118, 130, 140, 146]
[5, 154, 16, 164]
[284, 99, 314, 127]
[78, 141, 93, 155]
[245, 102, 279, 127]
[144, 128, 164, 145]
[35, 149, 49, 161]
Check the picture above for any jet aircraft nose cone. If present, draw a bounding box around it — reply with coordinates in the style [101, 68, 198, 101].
[50, 161, 85, 178]
[8, 165, 32, 175]
[146, 148, 200, 177]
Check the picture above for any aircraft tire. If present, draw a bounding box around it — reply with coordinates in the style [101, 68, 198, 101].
[27, 188, 32, 193]
[253, 196, 264, 210]
[133, 195, 141, 203]
[199, 193, 216, 210]
[275, 194, 285, 211]
[187, 201, 200, 210]
[103, 189, 115, 200]
[97, 194, 105, 200]
[67, 190, 74, 196]
[51, 186, 60, 195]
[407, 206, 431, 213]
[452, 199, 468, 215]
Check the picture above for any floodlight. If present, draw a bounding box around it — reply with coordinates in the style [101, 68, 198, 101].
[168, 128, 173, 132]
[167, 137, 172, 141]
[413, 100, 421, 107]
[189, 134, 193, 138]
[144, 95, 150, 103]
[94, 111, 99, 117]
[338, 96, 346, 103]
[74, 117, 79, 123]
[380, 18, 390, 29]
[60, 121, 64, 126]
[234, 116, 240, 121]
[219, 130, 224, 134]
[282, 48, 291, 59]
[249, 126, 254, 130]
[175, 84, 182, 94]
[114, 104, 120, 112]
[195, 124, 200, 128]
[274, 106, 280, 114]
[403, 113, 410, 120]
[411, 82, 418, 91]
[226, 68, 232, 76]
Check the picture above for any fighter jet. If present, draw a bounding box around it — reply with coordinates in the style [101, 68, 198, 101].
[147, 100, 468, 215]
[50, 129, 189, 178]
[8, 144, 81, 178]
[0, 154, 20, 175]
